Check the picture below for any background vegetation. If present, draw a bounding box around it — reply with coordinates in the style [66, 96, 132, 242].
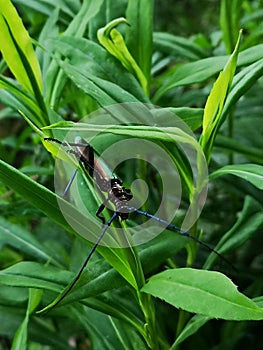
[0, 0, 263, 349]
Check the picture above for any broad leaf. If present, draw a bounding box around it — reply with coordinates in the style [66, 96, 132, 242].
[142, 268, 263, 320]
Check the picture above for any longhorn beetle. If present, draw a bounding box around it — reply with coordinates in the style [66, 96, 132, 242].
[41, 137, 234, 312]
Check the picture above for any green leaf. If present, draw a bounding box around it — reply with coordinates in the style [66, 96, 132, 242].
[220, 0, 242, 53]
[238, 44, 263, 65]
[0, 261, 149, 344]
[170, 314, 211, 349]
[11, 289, 42, 350]
[97, 18, 148, 94]
[126, 0, 153, 90]
[203, 196, 263, 269]
[12, 0, 78, 18]
[43, 122, 196, 144]
[0, 76, 44, 129]
[0, 159, 74, 233]
[45, 36, 148, 102]
[57, 59, 142, 106]
[152, 56, 228, 103]
[161, 107, 203, 131]
[142, 268, 263, 320]
[200, 30, 242, 160]
[153, 43, 263, 103]
[153, 32, 207, 60]
[72, 306, 146, 350]
[0, 0, 44, 117]
[65, 0, 104, 37]
[221, 58, 263, 126]
[107, 317, 147, 350]
[44, 0, 104, 108]
[0, 217, 62, 267]
[254, 296, 263, 309]
[0, 262, 73, 291]
[82, 295, 147, 341]
[215, 135, 263, 165]
[11, 316, 28, 350]
[139, 231, 187, 275]
[42, 137, 79, 167]
[210, 164, 263, 189]
[28, 288, 43, 314]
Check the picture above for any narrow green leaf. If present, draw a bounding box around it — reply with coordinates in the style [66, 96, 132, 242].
[126, 0, 154, 90]
[200, 30, 242, 159]
[162, 107, 203, 131]
[153, 43, 263, 102]
[221, 58, 263, 126]
[72, 306, 144, 350]
[142, 268, 263, 320]
[1, 303, 72, 349]
[153, 32, 207, 60]
[58, 59, 142, 106]
[28, 288, 43, 314]
[97, 18, 148, 93]
[42, 137, 79, 167]
[0, 0, 42, 93]
[11, 288, 42, 350]
[220, 0, 242, 53]
[152, 56, 228, 103]
[0, 262, 73, 291]
[0, 76, 43, 129]
[170, 315, 211, 349]
[0, 159, 73, 233]
[0, 218, 62, 267]
[65, 0, 103, 37]
[45, 36, 148, 102]
[11, 316, 28, 350]
[10, 288, 42, 350]
[210, 164, 263, 189]
[108, 317, 147, 350]
[80, 298, 147, 344]
[254, 297, 263, 309]
[238, 44, 263, 65]
[215, 135, 263, 165]
[42, 0, 103, 108]
[43, 122, 196, 144]
[12, 0, 78, 18]
[203, 196, 263, 269]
